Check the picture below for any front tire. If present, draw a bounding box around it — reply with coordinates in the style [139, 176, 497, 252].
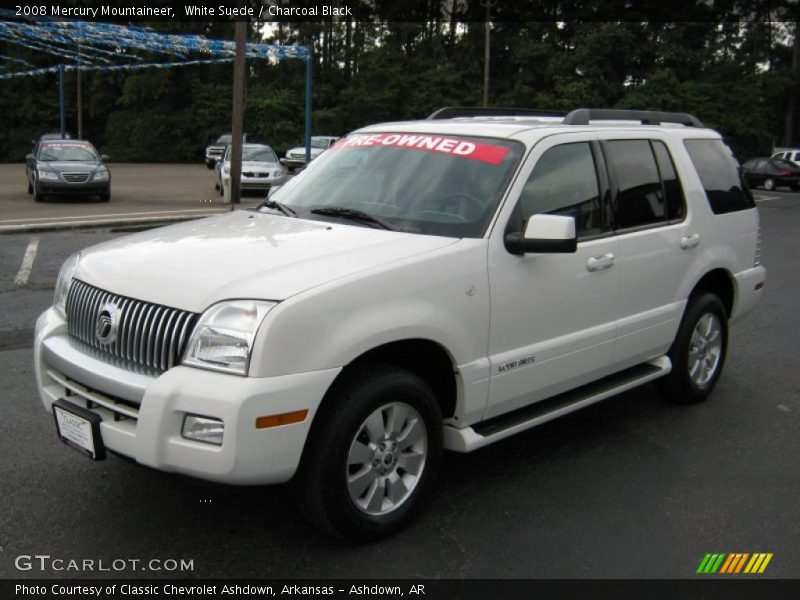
[657, 293, 728, 404]
[293, 365, 442, 542]
[33, 183, 44, 203]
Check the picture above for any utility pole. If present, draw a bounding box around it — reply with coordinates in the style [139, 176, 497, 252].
[76, 47, 83, 139]
[481, 0, 496, 107]
[58, 64, 66, 139]
[229, 18, 247, 205]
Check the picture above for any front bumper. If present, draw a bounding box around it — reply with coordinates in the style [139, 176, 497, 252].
[221, 173, 287, 192]
[39, 181, 109, 196]
[34, 307, 340, 485]
[280, 157, 313, 169]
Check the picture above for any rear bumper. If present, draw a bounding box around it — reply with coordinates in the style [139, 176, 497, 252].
[731, 265, 766, 323]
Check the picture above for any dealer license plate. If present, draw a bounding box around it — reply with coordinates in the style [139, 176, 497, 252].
[52, 399, 106, 460]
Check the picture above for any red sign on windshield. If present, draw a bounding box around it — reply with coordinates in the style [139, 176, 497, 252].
[332, 133, 510, 165]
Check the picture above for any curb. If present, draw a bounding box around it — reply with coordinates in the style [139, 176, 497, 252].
[0, 210, 237, 234]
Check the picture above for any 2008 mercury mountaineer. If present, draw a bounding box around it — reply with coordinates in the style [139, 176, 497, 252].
[34, 108, 765, 541]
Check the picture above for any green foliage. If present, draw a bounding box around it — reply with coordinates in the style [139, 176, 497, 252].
[1, 14, 799, 163]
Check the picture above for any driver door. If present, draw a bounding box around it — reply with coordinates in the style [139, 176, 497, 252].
[485, 134, 620, 419]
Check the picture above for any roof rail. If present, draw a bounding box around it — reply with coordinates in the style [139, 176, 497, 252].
[427, 106, 566, 120]
[563, 108, 704, 128]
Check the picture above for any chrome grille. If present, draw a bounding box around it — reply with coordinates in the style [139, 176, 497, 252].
[62, 172, 90, 183]
[66, 279, 198, 372]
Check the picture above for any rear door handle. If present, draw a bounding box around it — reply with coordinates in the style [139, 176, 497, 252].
[586, 253, 615, 272]
[681, 233, 701, 249]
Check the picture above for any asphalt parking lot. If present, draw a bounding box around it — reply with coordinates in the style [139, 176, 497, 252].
[0, 188, 797, 579]
[0, 163, 263, 232]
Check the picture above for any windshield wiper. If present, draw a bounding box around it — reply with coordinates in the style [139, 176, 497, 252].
[309, 206, 395, 230]
[258, 198, 297, 217]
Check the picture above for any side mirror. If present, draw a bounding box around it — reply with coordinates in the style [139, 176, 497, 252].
[25, 153, 35, 161]
[504, 214, 577, 255]
[100, 154, 110, 162]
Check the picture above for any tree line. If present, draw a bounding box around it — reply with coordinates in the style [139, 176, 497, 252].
[1, 1, 799, 163]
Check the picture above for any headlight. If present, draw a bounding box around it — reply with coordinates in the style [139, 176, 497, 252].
[183, 300, 276, 376]
[223, 164, 230, 175]
[38, 169, 58, 181]
[54, 252, 80, 318]
[92, 167, 109, 181]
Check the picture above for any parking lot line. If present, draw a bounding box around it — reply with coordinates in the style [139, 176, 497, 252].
[13, 236, 40, 286]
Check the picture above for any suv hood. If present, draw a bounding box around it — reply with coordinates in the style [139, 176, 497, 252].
[74, 211, 458, 313]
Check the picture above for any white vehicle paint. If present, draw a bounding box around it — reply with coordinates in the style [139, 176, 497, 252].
[34, 109, 765, 540]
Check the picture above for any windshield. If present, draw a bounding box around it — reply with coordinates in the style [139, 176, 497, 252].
[223, 145, 278, 162]
[243, 146, 278, 162]
[310, 137, 335, 149]
[38, 142, 98, 162]
[216, 135, 231, 144]
[269, 133, 523, 238]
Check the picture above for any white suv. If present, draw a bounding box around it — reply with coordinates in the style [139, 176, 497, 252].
[34, 108, 765, 541]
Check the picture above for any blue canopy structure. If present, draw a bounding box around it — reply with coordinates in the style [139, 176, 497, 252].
[0, 10, 314, 161]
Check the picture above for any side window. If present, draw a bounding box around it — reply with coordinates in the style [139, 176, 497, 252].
[684, 139, 755, 214]
[606, 140, 665, 229]
[517, 142, 603, 238]
[652, 140, 686, 221]
[754, 159, 767, 171]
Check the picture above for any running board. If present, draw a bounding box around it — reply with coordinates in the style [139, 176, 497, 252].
[443, 356, 671, 453]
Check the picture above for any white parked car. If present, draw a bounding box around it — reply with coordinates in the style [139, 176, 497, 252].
[281, 135, 339, 171]
[771, 147, 800, 167]
[215, 143, 287, 195]
[35, 108, 765, 541]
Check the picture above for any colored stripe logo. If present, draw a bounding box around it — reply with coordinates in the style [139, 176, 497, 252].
[697, 553, 773, 574]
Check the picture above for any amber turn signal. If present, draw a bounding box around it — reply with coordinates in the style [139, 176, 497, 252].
[255, 409, 309, 429]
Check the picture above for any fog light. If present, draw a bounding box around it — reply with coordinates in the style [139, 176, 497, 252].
[182, 415, 224, 446]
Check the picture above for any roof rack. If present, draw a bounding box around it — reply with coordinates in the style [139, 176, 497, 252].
[563, 108, 704, 128]
[427, 106, 566, 120]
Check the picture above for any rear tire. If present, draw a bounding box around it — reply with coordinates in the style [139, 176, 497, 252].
[764, 178, 775, 191]
[27, 180, 32, 194]
[657, 293, 728, 404]
[293, 364, 442, 542]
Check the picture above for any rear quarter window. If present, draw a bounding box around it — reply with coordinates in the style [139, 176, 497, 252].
[684, 139, 755, 214]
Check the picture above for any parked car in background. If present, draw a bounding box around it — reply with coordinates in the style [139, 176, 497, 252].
[741, 157, 800, 191]
[771, 148, 800, 167]
[281, 135, 340, 171]
[216, 143, 287, 195]
[205, 133, 247, 169]
[25, 139, 110, 202]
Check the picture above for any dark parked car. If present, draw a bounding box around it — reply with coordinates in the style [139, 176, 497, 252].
[741, 157, 800, 191]
[25, 139, 110, 202]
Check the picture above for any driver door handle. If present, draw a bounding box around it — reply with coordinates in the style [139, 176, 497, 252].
[586, 253, 615, 272]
